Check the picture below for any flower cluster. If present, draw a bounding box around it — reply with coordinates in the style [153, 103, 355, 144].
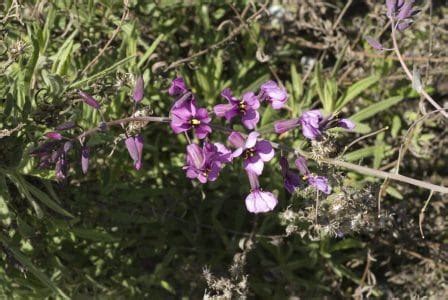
[386, 0, 418, 31]
[31, 76, 147, 180]
[366, 1, 419, 51]
[32, 74, 354, 214]
[167, 77, 352, 213]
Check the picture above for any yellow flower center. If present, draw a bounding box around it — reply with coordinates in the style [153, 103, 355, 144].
[190, 118, 201, 126]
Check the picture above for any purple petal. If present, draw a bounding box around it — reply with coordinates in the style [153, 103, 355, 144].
[397, 0, 414, 20]
[308, 176, 331, 194]
[255, 140, 274, 162]
[295, 156, 309, 175]
[214, 103, 233, 118]
[186, 144, 204, 169]
[274, 119, 300, 134]
[397, 19, 413, 31]
[386, 0, 397, 17]
[195, 108, 211, 123]
[279, 156, 289, 177]
[170, 114, 191, 134]
[246, 170, 260, 190]
[45, 132, 63, 140]
[244, 156, 264, 176]
[338, 119, 355, 130]
[245, 190, 278, 213]
[185, 166, 199, 179]
[242, 92, 260, 109]
[81, 147, 89, 174]
[221, 88, 238, 104]
[168, 77, 187, 96]
[63, 141, 73, 153]
[133, 75, 144, 102]
[224, 107, 240, 121]
[194, 124, 212, 139]
[365, 36, 384, 51]
[78, 91, 100, 109]
[228, 131, 245, 148]
[284, 171, 300, 194]
[134, 135, 144, 170]
[260, 80, 288, 109]
[55, 121, 76, 131]
[301, 124, 321, 140]
[245, 131, 260, 149]
[207, 164, 221, 182]
[125, 137, 139, 162]
[231, 148, 242, 159]
[241, 109, 259, 130]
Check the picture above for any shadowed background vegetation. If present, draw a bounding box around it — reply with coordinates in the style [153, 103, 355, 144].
[1, 0, 448, 298]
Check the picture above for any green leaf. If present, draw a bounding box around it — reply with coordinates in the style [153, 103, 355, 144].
[0, 175, 11, 226]
[290, 64, 303, 102]
[386, 186, 403, 199]
[351, 96, 403, 122]
[51, 30, 78, 75]
[24, 30, 40, 85]
[68, 56, 136, 89]
[343, 146, 380, 162]
[336, 75, 380, 110]
[373, 132, 385, 169]
[330, 238, 364, 252]
[0, 233, 70, 299]
[24, 181, 74, 218]
[71, 228, 118, 242]
[137, 34, 164, 69]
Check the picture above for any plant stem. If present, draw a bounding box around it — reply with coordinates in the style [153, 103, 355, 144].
[77, 116, 448, 194]
[390, 19, 448, 118]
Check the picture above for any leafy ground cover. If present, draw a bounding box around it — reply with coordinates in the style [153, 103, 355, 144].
[1, 0, 448, 298]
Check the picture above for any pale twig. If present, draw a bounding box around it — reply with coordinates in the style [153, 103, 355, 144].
[164, 1, 269, 71]
[419, 190, 434, 239]
[390, 19, 448, 118]
[75, 116, 448, 194]
[81, 1, 129, 75]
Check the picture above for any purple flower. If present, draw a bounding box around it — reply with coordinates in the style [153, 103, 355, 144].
[259, 80, 288, 109]
[133, 75, 144, 102]
[168, 77, 188, 97]
[228, 131, 274, 176]
[55, 155, 68, 181]
[307, 175, 331, 194]
[245, 170, 278, 213]
[214, 88, 260, 129]
[45, 132, 63, 140]
[170, 94, 212, 139]
[78, 91, 100, 109]
[134, 135, 144, 170]
[294, 156, 309, 175]
[55, 121, 76, 131]
[81, 146, 89, 174]
[294, 156, 331, 194]
[183, 142, 230, 183]
[365, 36, 384, 51]
[299, 110, 324, 140]
[338, 119, 355, 130]
[386, 0, 417, 31]
[274, 118, 300, 134]
[125, 135, 144, 170]
[279, 157, 300, 194]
